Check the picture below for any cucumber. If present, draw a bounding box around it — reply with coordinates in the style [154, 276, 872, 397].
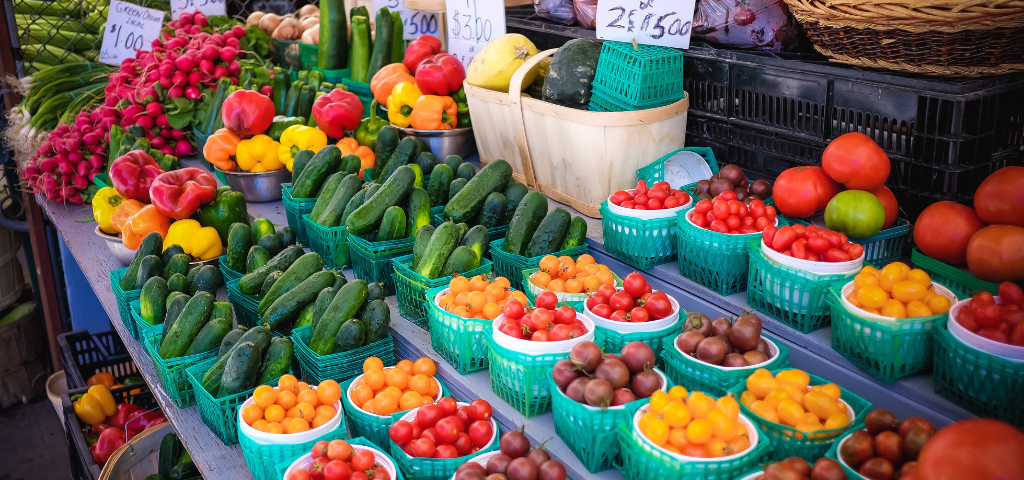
[191, 265, 222, 295]
[332, 270, 348, 289]
[219, 341, 262, 396]
[503, 182, 530, 224]
[250, 218, 275, 243]
[187, 264, 201, 285]
[319, 0, 347, 70]
[441, 245, 481, 276]
[426, 164, 454, 207]
[309, 280, 368, 355]
[444, 159, 513, 223]
[121, 232, 163, 290]
[460, 225, 489, 261]
[165, 291, 185, 309]
[332, 318, 365, 352]
[373, 126, 400, 173]
[246, 246, 271, 273]
[309, 287, 337, 331]
[340, 154, 362, 175]
[186, 316, 231, 355]
[415, 152, 437, 175]
[366, 7, 394, 83]
[290, 149, 316, 183]
[315, 173, 362, 227]
[212, 302, 233, 322]
[448, 178, 468, 201]
[412, 224, 435, 271]
[158, 433, 183, 477]
[257, 233, 283, 257]
[258, 337, 294, 384]
[239, 245, 304, 295]
[346, 166, 415, 235]
[404, 188, 432, 238]
[276, 227, 297, 247]
[200, 326, 270, 394]
[390, 10, 404, 64]
[479, 192, 507, 228]
[377, 206, 406, 241]
[415, 221, 459, 279]
[443, 155, 462, 173]
[226, 223, 253, 272]
[169, 461, 198, 480]
[414, 139, 430, 158]
[159, 291, 215, 359]
[219, 326, 248, 359]
[408, 163, 425, 189]
[294, 302, 316, 329]
[293, 145, 343, 198]
[141, 277, 169, 325]
[340, 188, 367, 228]
[456, 162, 476, 180]
[456, 223, 470, 241]
[259, 252, 325, 314]
[162, 294, 189, 340]
[525, 208, 572, 257]
[160, 244, 185, 266]
[378, 137, 418, 183]
[134, 255, 162, 290]
[309, 172, 346, 222]
[261, 271, 336, 330]
[504, 191, 549, 255]
[258, 271, 283, 299]
[365, 183, 382, 200]
[560, 216, 588, 250]
[366, 282, 386, 302]
[161, 253, 189, 279]
[362, 299, 391, 343]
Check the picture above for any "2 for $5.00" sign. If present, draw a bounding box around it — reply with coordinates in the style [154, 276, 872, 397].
[597, 0, 697, 49]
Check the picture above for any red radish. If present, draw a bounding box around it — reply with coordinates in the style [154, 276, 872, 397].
[171, 70, 188, 87]
[159, 77, 172, 89]
[260, 85, 274, 97]
[184, 86, 201, 100]
[171, 129, 185, 140]
[227, 60, 240, 75]
[89, 155, 104, 169]
[222, 30, 235, 40]
[150, 136, 166, 149]
[160, 145, 174, 156]
[175, 54, 195, 72]
[168, 86, 184, 98]
[225, 37, 240, 49]
[146, 102, 163, 118]
[67, 151, 83, 163]
[188, 24, 201, 34]
[160, 128, 172, 139]
[188, 71, 201, 85]
[156, 114, 169, 128]
[219, 47, 237, 63]
[175, 141, 192, 156]
[179, 12, 193, 25]
[193, 13, 208, 27]
[199, 59, 214, 74]
[214, 65, 228, 79]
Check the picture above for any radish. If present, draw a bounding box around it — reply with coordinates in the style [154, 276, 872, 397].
[161, 128, 173, 139]
[185, 86, 202, 100]
[160, 144, 174, 156]
[223, 30, 235, 40]
[158, 62, 175, 79]
[159, 77, 172, 89]
[261, 85, 274, 97]
[151, 38, 163, 49]
[171, 70, 188, 87]
[194, 12, 208, 27]
[228, 60, 240, 76]
[58, 159, 74, 175]
[225, 37, 240, 49]
[188, 71, 202, 85]
[175, 140, 193, 156]
[76, 161, 90, 177]
[228, 76, 238, 85]
[151, 136, 166, 149]
[89, 155, 104, 169]
[231, 25, 246, 38]
[138, 116, 154, 129]
[168, 85, 184, 98]
[171, 129, 185, 140]
[199, 59, 215, 76]
[175, 54, 196, 73]
[68, 151, 83, 163]
[122, 104, 143, 121]
[214, 65, 228, 79]
[220, 47, 237, 63]
[39, 157, 57, 173]
[146, 102, 163, 118]
[180, 12, 193, 25]
[189, 24, 202, 35]
[155, 114, 169, 128]
[201, 45, 219, 61]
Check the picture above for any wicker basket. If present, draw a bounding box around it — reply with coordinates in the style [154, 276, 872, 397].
[782, 0, 1024, 77]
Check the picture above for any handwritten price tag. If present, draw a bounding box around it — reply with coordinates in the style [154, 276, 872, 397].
[100, 0, 166, 65]
[447, 0, 506, 68]
[171, 0, 225, 20]
[597, 0, 697, 49]
[374, 0, 440, 40]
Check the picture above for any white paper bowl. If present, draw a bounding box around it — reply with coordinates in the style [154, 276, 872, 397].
[346, 371, 445, 418]
[558, 369, 669, 412]
[396, 402, 499, 452]
[674, 335, 781, 372]
[238, 386, 343, 445]
[739, 472, 764, 480]
[284, 445, 398, 480]
[492, 312, 596, 355]
[948, 296, 1024, 362]
[632, 403, 760, 462]
[606, 190, 692, 219]
[840, 281, 958, 327]
[583, 288, 681, 333]
[96, 226, 136, 265]
[760, 239, 863, 275]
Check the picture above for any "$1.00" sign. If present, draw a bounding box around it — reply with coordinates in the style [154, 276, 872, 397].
[597, 0, 697, 49]
[100, 0, 166, 65]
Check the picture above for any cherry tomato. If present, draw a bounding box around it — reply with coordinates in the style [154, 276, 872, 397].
[412, 438, 436, 458]
[629, 307, 649, 323]
[453, 432, 473, 455]
[535, 291, 558, 310]
[437, 397, 458, 417]
[569, 322, 587, 338]
[554, 305, 577, 325]
[372, 467, 391, 480]
[351, 473, 369, 480]
[647, 198, 662, 209]
[958, 308, 979, 332]
[846, 243, 865, 260]
[455, 406, 472, 426]
[644, 292, 673, 319]
[634, 193, 649, 205]
[468, 399, 492, 422]
[621, 200, 635, 209]
[762, 225, 778, 246]
[710, 219, 729, 233]
[792, 238, 808, 258]
[806, 236, 830, 254]
[748, 200, 766, 219]
[290, 469, 311, 480]
[597, 284, 617, 299]
[351, 450, 375, 471]
[417, 404, 443, 429]
[421, 428, 439, 444]
[585, 294, 607, 311]
[772, 226, 797, 251]
[765, 206, 777, 221]
[713, 200, 731, 219]
[664, 196, 681, 208]
[978, 328, 1008, 343]
[976, 291, 996, 304]
[999, 282, 1024, 307]
[591, 304, 613, 319]
[610, 291, 635, 311]
[498, 319, 523, 339]
[434, 445, 459, 459]
[653, 181, 670, 191]
[1010, 323, 1024, 346]
[706, 211, 718, 223]
[824, 248, 851, 262]
[648, 189, 668, 201]
[390, 420, 414, 445]
[725, 215, 742, 230]
[610, 191, 632, 205]
[623, 272, 648, 298]
[469, 420, 494, 448]
[610, 309, 629, 322]
[531, 329, 551, 341]
[675, 191, 691, 205]
[741, 215, 755, 227]
[434, 416, 462, 444]
[718, 190, 738, 202]
[635, 180, 649, 196]
[755, 217, 770, 231]
[974, 303, 1004, 328]
[691, 213, 708, 228]
[549, 324, 572, 341]
[822, 231, 843, 248]
[311, 441, 329, 460]
[323, 460, 352, 480]
[530, 309, 553, 331]
[694, 200, 714, 215]
[502, 300, 525, 320]
[738, 225, 759, 234]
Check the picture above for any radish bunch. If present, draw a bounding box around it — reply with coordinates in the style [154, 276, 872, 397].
[23, 107, 121, 204]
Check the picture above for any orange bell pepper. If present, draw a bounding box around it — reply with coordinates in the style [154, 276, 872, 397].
[110, 199, 144, 233]
[203, 128, 241, 171]
[86, 372, 116, 389]
[410, 95, 458, 130]
[121, 205, 171, 250]
[338, 137, 376, 180]
[370, 63, 416, 104]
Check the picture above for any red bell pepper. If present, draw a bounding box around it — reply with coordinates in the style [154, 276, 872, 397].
[415, 53, 466, 96]
[110, 403, 141, 430]
[124, 409, 166, 439]
[109, 150, 164, 203]
[312, 89, 364, 139]
[90, 422, 113, 438]
[221, 89, 275, 137]
[89, 427, 126, 467]
[404, 35, 443, 73]
[149, 168, 218, 219]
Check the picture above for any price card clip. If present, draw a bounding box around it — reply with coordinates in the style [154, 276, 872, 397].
[632, 38, 638, 50]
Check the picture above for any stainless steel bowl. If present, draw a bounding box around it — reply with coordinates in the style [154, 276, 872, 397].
[217, 168, 291, 203]
[188, 257, 219, 268]
[395, 126, 476, 160]
[95, 226, 135, 265]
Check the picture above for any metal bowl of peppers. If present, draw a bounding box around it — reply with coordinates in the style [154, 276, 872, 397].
[215, 167, 291, 203]
[394, 126, 476, 161]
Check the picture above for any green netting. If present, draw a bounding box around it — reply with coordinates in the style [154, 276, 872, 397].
[348, 232, 416, 296]
[129, 299, 161, 341]
[746, 241, 857, 333]
[488, 238, 590, 291]
[592, 41, 685, 108]
[389, 408, 499, 480]
[911, 247, 1002, 300]
[726, 370, 871, 461]
[282, 183, 317, 245]
[932, 319, 1024, 428]
[425, 286, 492, 374]
[392, 254, 493, 328]
[218, 254, 244, 282]
[661, 333, 791, 398]
[302, 214, 350, 269]
[616, 419, 773, 480]
[142, 331, 217, 408]
[290, 325, 397, 384]
[226, 278, 261, 328]
[340, 374, 449, 450]
[824, 425, 867, 480]
[240, 418, 348, 480]
[186, 357, 290, 445]
[599, 202, 678, 269]
[635, 147, 720, 187]
[273, 437, 406, 480]
[674, 220, 757, 296]
[788, 218, 912, 268]
[110, 267, 142, 336]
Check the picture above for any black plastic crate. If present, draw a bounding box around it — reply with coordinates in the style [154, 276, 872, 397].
[686, 113, 825, 179]
[889, 155, 1017, 198]
[62, 384, 157, 480]
[58, 329, 140, 390]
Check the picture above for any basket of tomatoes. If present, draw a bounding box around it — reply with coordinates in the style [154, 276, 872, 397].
[579, 272, 682, 358]
[388, 399, 500, 480]
[824, 409, 937, 480]
[392, 253, 494, 328]
[827, 262, 957, 384]
[280, 437, 402, 480]
[601, 179, 692, 270]
[521, 254, 622, 305]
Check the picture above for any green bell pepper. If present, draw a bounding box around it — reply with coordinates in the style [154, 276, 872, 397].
[266, 116, 307, 142]
[453, 87, 471, 128]
[196, 186, 250, 242]
[355, 100, 387, 150]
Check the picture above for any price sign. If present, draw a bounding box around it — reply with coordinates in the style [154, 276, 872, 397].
[100, 0, 166, 65]
[374, 0, 440, 40]
[171, 0, 225, 20]
[447, 0, 506, 68]
[597, 0, 697, 49]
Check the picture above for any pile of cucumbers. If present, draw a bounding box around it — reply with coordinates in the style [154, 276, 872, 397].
[307, 279, 392, 356]
[223, 218, 297, 274]
[155, 291, 234, 360]
[149, 432, 198, 480]
[503, 191, 589, 258]
[121, 232, 224, 296]
[412, 222, 488, 280]
[289, 144, 368, 201]
[237, 246, 343, 330]
[198, 324, 295, 398]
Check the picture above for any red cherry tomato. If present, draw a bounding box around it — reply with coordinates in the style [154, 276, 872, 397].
[647, 198, 662, 209]
[765, 206, 777, 221]
[597, 284, 616, 299]
[823, 248, 851, 262]
[351, 450, 375, 471]
[725, 215, 741, 230]
[718, 190, 738, 202]
[748, 200, 766, 219]
[536, 291, 558, 310]
[629, 307, 650, 323]
[433, 445, 459, 459]
[549, 324, 572, 341]
[412, 438, 436, 458]
[772, 226, 797, 251]
[390, 420, 414, 445]
[846, 243, 865, 260]
[711, 200, 730, 219]
[762, 225, 778, 246]
[610, 310, 629, 322]
[453, 432, 473, 455]
[653, 181, 670, 191]
[323, 460, 352, 480]
[585, 294, 607, 311]
[822, 231, 843, 248]
[755, 217, 770, 231]
[610, 191, 632, 205]
[738, 225, 759, 234]
[530, 308, 553, 331]
[502, 300, 525, 320]
[437, 397, 458, 417]
[706, 211, 717, 223]
[468, 420, 494, 448]
[621, 200, 635, 209]
[691, 213, 708, 228]
[609, 291, 635, 311]
[455, 407, 472, 426]
[741, 216, 755, 227]
[791, 224, 807, 238]
[792, 238, 808, 258]
[468, 399, 492, 422]
[623, 272, 648, 298]
[635, 180, 649, 195]
[710, 219, 728, 233]
[807, 236, 830, 254]
[694, 199, 713, 215]
[664, 196, 681, 208]
[999, 282, 1024, 307]
[974, 303, 1004, 328]
[498, 319, 523, 339]
[591, 303, 613, 318]
[568, 322, 586, 338]
[634, 205, 648, 210]
[531, 329, 550, 342]
[417, 404, 443, 429]
[634, 193, 649, 205]
[648, 189, 668, 201]
[554, 305, 577, 324]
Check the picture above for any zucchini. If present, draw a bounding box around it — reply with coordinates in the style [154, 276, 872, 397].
[415, 152, 437, 175]
[309, 287, 337, 331]
[478, 192, 508, 228]
[448, 178, 468, 201]
[159, 291, 215, 359]
[162, 294, 189, 340]
[158, 433, 183, 477]
[346, 166, 415, 235]
[362, 299, 391, 343]
[561, 216, 588, 250]
[390, 10, 404, 64]
[404, 188, 431, 237]
[412, 225, 435, 271]
[525, 208, 572, 257]
[186, 316, 231, 355]
[161, 254, 189, 280]
[441, 246, 481, 277]
[219, 341, 262, 396]
[259, 271, 284, 299]
[503, 182, 530, 223]
[444, 159, 513, 223]
[309, 279, 368, 355]
[134, 255, 162, 291]
[377, 206, 407, 241]
[293, 145, 343, 198]
[373, 126, 400, 173]
[273, 67, 290, 115]
[226, 223, 253, 273]
[284, 80, 303, 117]
[504, 191, 549, 255]
[378, 137, 418, 183]
[366, 282, 386, 302]
[309, 172, 345, 223]
[141, 277, 169, 325]
[161, 245, 185, 265]
[167, 273, 189, 293]
[332, 318, 365, 352]
[191, 265, 222, 295]
[340, 154, 362, 175]
[257, 234, 283, 257]
[219, 326, 247, 359]
[315, 173, 362, 227]
[319, 0, 348, 70]
[261, 271, 337, 330]
[258, 252, 325, 315]
[239, 245, 304, 295]
[169, 461, 198, 480]
[426, 164, 454, 207]
[349, 16, 371, 82]
[258, 337, 294, 384]
[251, 218, 275, 243]
[297, 86, 317, 128]
[246, 246, 271, 273]
[460, 225, 489, 261]
[340, 188, 368, 228]
[366, 7, 394, 82]
[416, 222, 459, 279]
[456, 162, 477, 180]
[290, 149, 316, 183]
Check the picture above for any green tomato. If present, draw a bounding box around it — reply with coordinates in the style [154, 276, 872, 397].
[824, 190, 886, 238]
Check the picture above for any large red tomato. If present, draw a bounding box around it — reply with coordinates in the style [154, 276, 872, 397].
[822, 132, 891, 190]
[868, 184, 898, 230]
[966, 225, 1024, 282]
[974, 166, 1024, 227]
[913, 201, 986, 265]
[918, 419, 1024, 480]
[772, 166, 841, 218]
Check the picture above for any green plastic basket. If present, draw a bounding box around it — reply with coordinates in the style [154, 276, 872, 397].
[824, 425, 869, 480]
[218, 254, 244, 282]
[273, 437, 406, 480]
[271, 38, 301, 71]
[93, 172, 111, 189]
[911, 247, 1001, 300]
[313, 66, 352, 85]
[595, 319, 681, 366]
[599, 202, 678, 269]
[110, 267, 143, 337]
[425, 286, 493, 374]
[226, 278, 261, 328]
[186, 356, 291, 445]
[616, 418, 772, 480]
[550, 369, 674, 473]
[587, 88, 674, 112]
[746, 242, 857, 333]
[488, 238, 590, 291]
[240, 418, 348, 480]
[726, 370, 871, 462]
[389, 407, 499, 480]
[636, 147, 720, 186]
[592, 41, 685, 108]
[302, 214, 349, 269]
[348, 232, 416, 296]
[142, 332, 217, 408]
[661, 333, 791, 398]
[787, 218, 912, 268]
[299, 43, 318, 70]
[392, 254, 493, 327]
[674, 206, 769, 296]
[129, 299, 162, 343]
[827, 281, 956, 384]
[290, 325, 398, 384]
[932, 319, 1024, 428]
[283, 183, 318, 245]
[340, 374, 449, 450]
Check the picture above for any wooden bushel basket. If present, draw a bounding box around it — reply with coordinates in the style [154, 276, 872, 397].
[464, 48, 689, 218]
[98, 422, 173, 480]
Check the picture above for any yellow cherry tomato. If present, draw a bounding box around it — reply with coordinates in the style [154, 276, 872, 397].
[847, 293, 863, 308]
[854, 272, 879, 289]
[892, 281, 927, 303]
[825, 411, 851, 429]
[777, 399, 806, 427]
[927, 294, 952, 314]
[906, 269, 931, 286]
[820, 384, 842, 400]
[860, 265, 879, 275]
[804, 391, 839, 420]
[878, 265, 905, 292]
[776, 369, 811, 391]
[880, 299, 907, 319]
[906, 300, 933, 318]
[750, 401, 780, 424]
[857, 286, 889, 309]
[764, 388, 790, 408]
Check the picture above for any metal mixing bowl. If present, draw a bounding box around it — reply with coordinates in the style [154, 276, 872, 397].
[217, 168, 291, 203]
[395, 126, 477, 160]
[95, 226, 135, 265]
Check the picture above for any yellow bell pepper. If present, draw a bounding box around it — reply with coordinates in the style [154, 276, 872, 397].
[92, 187, 124, 235]
[387, 82, 423, 128]
[164, 219, 223, 260]
[88, 384, 117, 417]
[73, 389, 107, 425]
[236, 134, 284, 172]
[278, 125, 328, 171]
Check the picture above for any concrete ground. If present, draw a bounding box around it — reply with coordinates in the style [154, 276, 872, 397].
[0, 396, 72, 480]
